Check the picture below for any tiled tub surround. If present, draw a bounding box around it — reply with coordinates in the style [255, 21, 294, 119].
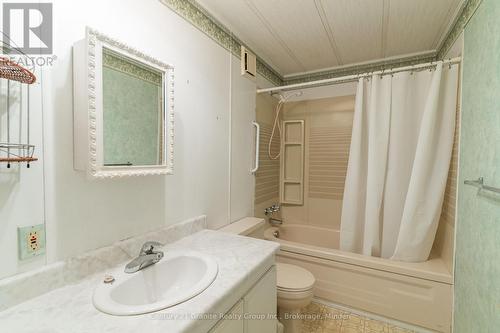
[0, 217, 280, 333]
[280, 96, 354, 228]
[254, 93, 281, 219]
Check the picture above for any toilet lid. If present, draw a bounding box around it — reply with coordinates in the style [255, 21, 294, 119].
[276, 263, 315, 291]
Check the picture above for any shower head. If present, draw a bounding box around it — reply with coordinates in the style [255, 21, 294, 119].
[267, 90, 302, 161]
[276, 91, 303, 102]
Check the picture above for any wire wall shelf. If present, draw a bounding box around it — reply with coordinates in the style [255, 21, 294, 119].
[0, 55, 38, 168]
[0, 57, 36, 84]
[0, 143, 37, 165]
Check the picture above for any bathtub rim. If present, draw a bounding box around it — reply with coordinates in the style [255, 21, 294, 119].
[264, 226, 452, 284]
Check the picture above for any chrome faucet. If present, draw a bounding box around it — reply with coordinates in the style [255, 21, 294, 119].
[264, 204, 280, 215]
[124, 241, 164, 273]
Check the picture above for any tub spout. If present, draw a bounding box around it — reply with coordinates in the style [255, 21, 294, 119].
[269, 218, 283, 226]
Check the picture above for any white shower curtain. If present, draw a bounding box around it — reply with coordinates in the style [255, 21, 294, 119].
[340, 62, 458, 262]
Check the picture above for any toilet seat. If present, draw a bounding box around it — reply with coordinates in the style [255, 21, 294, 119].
[277, 286, 313, 292]
[277, 288, 313, 300]
[276, 263, 315, 292]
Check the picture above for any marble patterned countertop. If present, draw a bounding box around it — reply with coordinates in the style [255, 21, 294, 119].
[0, 229, 279, 333]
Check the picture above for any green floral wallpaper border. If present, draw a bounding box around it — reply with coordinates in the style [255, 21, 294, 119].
[160, 0, 481, 87]
[159, 0, 282, 86]
[103, 49, 163, 86]
[437, 0, 483, 59]
[283, 52, 437, 85]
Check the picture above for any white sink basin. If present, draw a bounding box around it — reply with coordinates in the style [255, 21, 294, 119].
[93, 250, 218, 315]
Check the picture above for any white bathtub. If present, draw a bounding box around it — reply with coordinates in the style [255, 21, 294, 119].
[264, 224, 453, 332]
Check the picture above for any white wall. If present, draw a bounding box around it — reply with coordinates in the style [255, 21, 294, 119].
[0, 69, 46, 278]
[0, 0, 263, 278]
[230, 57, 256, 222]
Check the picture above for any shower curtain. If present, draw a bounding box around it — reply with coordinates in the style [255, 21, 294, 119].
[340, 62, 459, 262]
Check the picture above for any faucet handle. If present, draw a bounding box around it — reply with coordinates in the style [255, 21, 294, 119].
[140, 241, 163, 255]
[264, 203, 281, 215]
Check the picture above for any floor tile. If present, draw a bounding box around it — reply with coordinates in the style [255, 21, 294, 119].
[364, 318, 390, 332]
[299, 302, 417, 333]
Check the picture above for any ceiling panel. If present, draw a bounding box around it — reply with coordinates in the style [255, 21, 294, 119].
[196, 0, 301, 74]
[249, 0, 340, 74]
[385, 0, 462, 57]
[321, 0, 384, 65]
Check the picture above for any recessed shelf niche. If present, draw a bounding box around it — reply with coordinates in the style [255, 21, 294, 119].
[280, 120, 304, 205]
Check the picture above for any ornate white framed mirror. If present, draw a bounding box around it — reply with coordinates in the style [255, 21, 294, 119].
[73, 27, 174, 179]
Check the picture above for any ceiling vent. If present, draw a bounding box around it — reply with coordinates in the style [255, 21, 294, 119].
[241, 46, 256, 80]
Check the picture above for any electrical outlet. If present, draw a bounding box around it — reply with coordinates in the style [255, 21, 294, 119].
[18, 224, 46, 260]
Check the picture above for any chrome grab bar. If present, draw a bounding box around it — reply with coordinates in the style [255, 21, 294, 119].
[464, 177, 500, 194]
[251, 121, 260, 174]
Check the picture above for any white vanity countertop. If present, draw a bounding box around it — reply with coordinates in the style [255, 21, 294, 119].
[0, 230, 280, 333]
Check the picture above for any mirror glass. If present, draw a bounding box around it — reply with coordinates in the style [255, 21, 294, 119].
[102, 47, 164, 167]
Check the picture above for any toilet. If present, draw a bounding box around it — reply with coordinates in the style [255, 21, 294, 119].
[276, 263, 315, 333]
[218, 218, 315, 333]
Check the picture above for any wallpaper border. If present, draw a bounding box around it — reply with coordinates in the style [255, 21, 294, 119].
[103, 49, 163, 86]
[436, 0, 483, 59]
[159, 0, 283, 85]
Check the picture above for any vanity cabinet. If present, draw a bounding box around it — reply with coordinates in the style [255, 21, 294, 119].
[210, 266, 277, 333]
[210, 300, 245, 333]
[244, 265, 277, 332]
[210, 300, 244, 333]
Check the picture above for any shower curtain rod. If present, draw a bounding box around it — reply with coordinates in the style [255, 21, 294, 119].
[256, 56, 461, 94]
